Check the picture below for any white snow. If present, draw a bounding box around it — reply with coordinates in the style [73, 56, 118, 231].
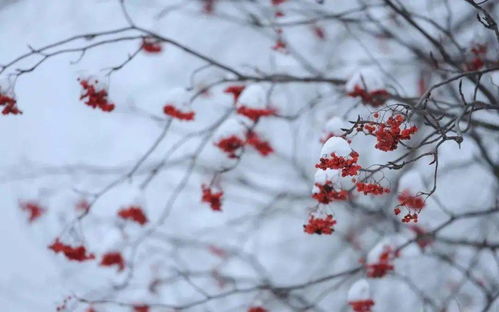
[0, 2, 496, 311]
[398, 170, 425, 193]
[367, 238, 393, 264]
[133, 87, 193, 117]
[237, 84, 267, 109]
[323, 116, 348, 136]
[163, 87, 192, 111]
[490, 71, 499, 87]
[191, 67, 227, 90]
[313, 168, 341, 185]
[312, 169, 341, 193]
[320, 137, 351, 157]
[345, 68, 384, 92]
[272, 53, 302, 74]
[213, 118, 248, 141]
[77, 74, 108, 92]
[0, 77, 14, 96]
[347, 279, 371, 301]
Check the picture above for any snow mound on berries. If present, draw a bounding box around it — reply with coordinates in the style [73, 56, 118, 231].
[272, 53, 302, 74]
[0, 78, 14, 95]
[77, 75, 109, 102]
[348, 279, 371, 301]
[77, 74, 108, 90]
[320, 137, 351, 157]
[314, 168, 341, 185]
[312, 168, 341, 193]
[202, 118, 248, 170]
[367, 237, 393, 264]
[213, 118, 248, 141]
[237, 84, 266, 109]
[135, 86, 192, 117]
[163, 87, 192, 110]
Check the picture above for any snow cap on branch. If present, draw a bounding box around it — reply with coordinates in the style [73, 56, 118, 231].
[367, 237, 395, 264]
[237, 85, 266, 109]
[212, 118, 248, 160]
[77, 75, 108, 91]
[214, 118, 248, 141]
[164, 87, 191, 107]
[314, 168, 341, 185]
[347, 279, 371, 302]
[161, 87, 196, 120]
[320, 137, 351, 158]
[312, 168, 341, 194]
[236, 84, 275, 124]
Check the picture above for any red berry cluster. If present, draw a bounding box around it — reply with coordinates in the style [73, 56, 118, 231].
[75, 199, 91, 212]
[398, 190, 425, 210]
[271, 0, 286, 5]
[208, 245, 227, 258]
[394, 190, 424, 223]
[248, 307, 268, 312]
[348, 299, 375, 312]
[100, 252, 125, 271]
[315, 151, 361, 177]
[303, 214, 337, 235]
[466, 43, 487, 71]
[360, 115, 417, 151]
[163, 104, 195, 121]
[471, 43, 487, 55]
[215, 135, 246, 158]
[347, 85, 390, 107]
[48, 239, 95, 262]
[134, 305, 149, 312]
[79, 79, 115, 112]
[224, 85, 245, 102]
[118, 206, 148, 225]
[401, 212, 419, 223]
[236, 106, 276, 122]
[275, 10, 285, 18]
[202, 0, 216, 14]
[312, 182, 348, 204]
[225, 84, 276, 124]
[313, 26, 326, 40]
[355, 182, 390, 196]
[19, 201, 45, 222]
[0, 92, 22, 115]
[466, 58, 485, 71]
[215, 131, 274, 159]
[366, 246, 395, 278]
[272, 39, 287, 53]
[410, 225, 433, 250]
[202, 185, 224, 211]
[141, 38, 162, 53]
[246, 131, 274, 156]
[393, 207, 401, 215]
